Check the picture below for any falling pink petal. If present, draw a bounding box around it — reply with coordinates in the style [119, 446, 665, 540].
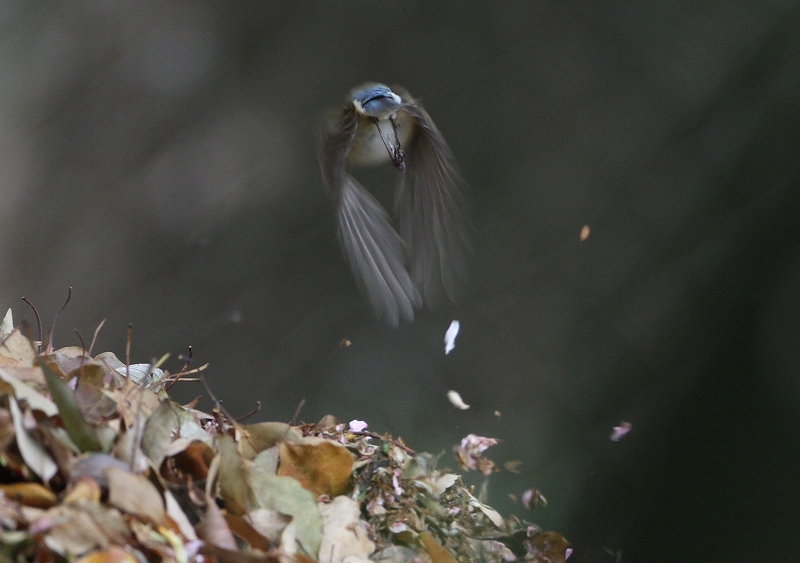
[457, 434, 499, 475]
[610, 421, 632, 441]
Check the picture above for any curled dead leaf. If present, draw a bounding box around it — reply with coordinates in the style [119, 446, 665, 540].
[278, 441, 353, 498]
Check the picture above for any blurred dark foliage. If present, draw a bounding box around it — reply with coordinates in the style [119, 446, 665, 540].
[1, 1, 799, 561]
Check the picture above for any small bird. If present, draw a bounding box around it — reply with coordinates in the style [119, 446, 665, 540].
[320, 83, 468, 325]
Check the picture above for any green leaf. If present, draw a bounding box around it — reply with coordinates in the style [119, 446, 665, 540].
[251, 462, 323, 558]
[38, 357, 102, 452]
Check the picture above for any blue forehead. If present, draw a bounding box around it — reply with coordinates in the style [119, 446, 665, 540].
[353, 84, 394, 104]
[351, 84, 402, 117]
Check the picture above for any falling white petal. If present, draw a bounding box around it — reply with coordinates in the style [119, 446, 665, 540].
[447, 390, 470, 410]
[444, 320, 460, 354]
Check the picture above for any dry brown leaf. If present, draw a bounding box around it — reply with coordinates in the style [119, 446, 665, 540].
[0, 407, 15, 450]
[216, 433, 253, 515]
[0, 482, 57, 508]
[529, 530, 571, 563]
[30, 421, 76, 478]
[74, 546, 140, 563]
[127, 518, 186, 561]
[105, 466, 165, 525]
[278, 441, 353, 498]
[238, 421, 303, 460]
[200, 497, 237, 550]
[141, 399, 212, 471]
[74, 502, 130, 545]
[225, 511, 271, 551]
[46, 349, 94, 378]
[35, 504, 112, 556]
[198, 544, 278, 563]
[111, 378, 164, 428]
[165, 440, 214, 481]
[419, 531, 457, 563]
[73, 364, 117, 422]
[63, 478, 102, 504]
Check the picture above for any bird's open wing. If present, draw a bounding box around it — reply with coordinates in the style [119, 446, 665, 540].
[320, 100, 421, 325]
[319, 105, 358, 196]
[338, 175, 421, 326]
[395, 94, 470, 307]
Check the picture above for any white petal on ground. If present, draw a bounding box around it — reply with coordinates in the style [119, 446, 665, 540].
[444, 320, 460, 354]
[447, 390, 470, 410]
[349, 419, 368, 432]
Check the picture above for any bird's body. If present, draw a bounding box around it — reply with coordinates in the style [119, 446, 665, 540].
[320, 83, 468, 325]
[347, 115, 414, 167]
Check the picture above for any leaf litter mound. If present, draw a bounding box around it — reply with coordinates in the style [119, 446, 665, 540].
[0, 308, 569, 562]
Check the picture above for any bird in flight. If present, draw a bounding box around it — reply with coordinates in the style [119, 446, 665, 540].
[319, 83, 469, 325]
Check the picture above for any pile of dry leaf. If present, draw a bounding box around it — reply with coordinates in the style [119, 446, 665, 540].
[0, 309, 569, 562]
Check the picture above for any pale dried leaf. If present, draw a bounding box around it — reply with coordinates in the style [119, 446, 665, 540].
[246, 508, 291, 544]
[70, 454, 133, 488]
[9, 398, 57, 481]
[0, 329, 36, 367]
[238, 421, 303, 460]
[38, 505, 111, 556]
[465, 490, 505, 528]
[201, 496, 237, 550]
[141, 400, 212, 470]
[0, 309, 12, 337]
[249, 468, 323, 558]
[106, 466, 166, 524]
[217, 433, 253, 515]
[318, 496, 375, 563]
[0, 367, 58, 416]
[165, 489, 198, 541]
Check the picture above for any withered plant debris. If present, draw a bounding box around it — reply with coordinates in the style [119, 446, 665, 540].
[0, 308, 569, 562]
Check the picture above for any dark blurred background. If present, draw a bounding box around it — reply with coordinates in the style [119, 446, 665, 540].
[2, 1, 800, 560]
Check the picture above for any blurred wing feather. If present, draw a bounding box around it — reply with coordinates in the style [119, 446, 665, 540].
[339, 176, 421, 325]
[396, 98, 470, 306]
[320, 101, 421, 325]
